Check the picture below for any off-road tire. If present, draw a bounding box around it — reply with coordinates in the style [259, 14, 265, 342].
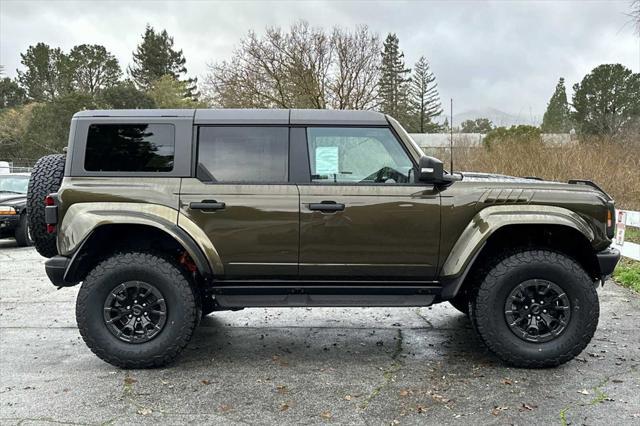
[470, 249, 599, 368]
[76, 252, 198, 368]
[27, 154, 65, 257]
[14, 214, 32, 247]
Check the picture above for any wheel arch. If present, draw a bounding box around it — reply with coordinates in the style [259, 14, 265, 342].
[58, 203, 223, 282]
[440, 205, 600, 300]
[63, 222, 214, 284]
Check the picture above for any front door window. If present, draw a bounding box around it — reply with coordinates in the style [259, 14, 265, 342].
[306, 127, 414, 184]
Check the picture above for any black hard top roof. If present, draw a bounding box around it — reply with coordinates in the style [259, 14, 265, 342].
[74, 109, 388, 126]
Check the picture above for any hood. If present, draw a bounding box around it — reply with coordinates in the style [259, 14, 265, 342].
[459, 171, 612, 201]
[461, 172, 557, 184]
[0, 193, 27, 206]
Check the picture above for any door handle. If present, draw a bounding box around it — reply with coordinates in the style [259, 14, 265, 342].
[189, 200, 226, 211]
[309, 201, 345, 212]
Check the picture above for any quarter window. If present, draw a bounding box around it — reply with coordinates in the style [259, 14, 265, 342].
[306, 127, 414, 184]
[197, 127, 288, 183]
[85, 124, 175, 172]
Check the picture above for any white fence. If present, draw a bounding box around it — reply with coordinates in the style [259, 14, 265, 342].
[612, 209, 640, 261]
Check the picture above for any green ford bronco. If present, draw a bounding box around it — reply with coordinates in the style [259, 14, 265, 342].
[27, 109, 620, 368]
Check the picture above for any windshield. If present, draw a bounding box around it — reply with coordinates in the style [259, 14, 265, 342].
[0, 175, 30, 194]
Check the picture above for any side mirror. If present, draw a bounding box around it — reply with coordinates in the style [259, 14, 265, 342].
[417, 155, 461, 185]
[418, 156, 444, 182]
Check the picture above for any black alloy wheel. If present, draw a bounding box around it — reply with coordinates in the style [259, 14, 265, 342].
[504, 279, 571, 343]
[103, 281, 167, 343]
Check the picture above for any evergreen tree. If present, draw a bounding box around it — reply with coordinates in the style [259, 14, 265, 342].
[378, 34, 411, 124]
[541, 77, 571, 133]
[129, 25, 197, 97]
[460, 118, 493, 133]
[97, 80, 156, 109]
[16, 43, 71, 101]
[572, 64, 640, 136]
[408, 56, 442, 132]
[0, 77, 26, 109]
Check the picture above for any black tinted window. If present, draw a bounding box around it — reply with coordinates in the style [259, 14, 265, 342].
[85, 124, 175, 172]
[198, 127, 288, 183]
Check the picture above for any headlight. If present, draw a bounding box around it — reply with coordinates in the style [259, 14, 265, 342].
[0, 206, 17, 215]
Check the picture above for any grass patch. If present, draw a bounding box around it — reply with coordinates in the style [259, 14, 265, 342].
[613, 258, 640, 292]
[622, 226, 640, 244]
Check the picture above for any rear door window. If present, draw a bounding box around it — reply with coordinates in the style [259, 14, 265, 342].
[197, 127, 289, 183]
[84, 124, 175, 172]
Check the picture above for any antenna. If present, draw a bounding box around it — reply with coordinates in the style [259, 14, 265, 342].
[450, 98, 454, 174]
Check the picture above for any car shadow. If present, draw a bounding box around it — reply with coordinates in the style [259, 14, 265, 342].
[178, 309, 498, 368]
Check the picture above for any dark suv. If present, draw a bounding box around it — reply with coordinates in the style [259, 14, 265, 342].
[26, 109, 619, 368]
[0, 173, 32, 246]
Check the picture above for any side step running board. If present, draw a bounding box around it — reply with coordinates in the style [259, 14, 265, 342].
[211, 282, 441, 308]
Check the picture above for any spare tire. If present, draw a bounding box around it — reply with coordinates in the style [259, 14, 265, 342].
[27, 154, 66, 258]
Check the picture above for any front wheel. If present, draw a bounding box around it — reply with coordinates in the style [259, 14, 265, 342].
[470, 249, 599, 368]
[76, 252, 199, 368]
[14, 214, 32, 247]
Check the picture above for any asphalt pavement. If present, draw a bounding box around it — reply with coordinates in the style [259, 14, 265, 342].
[0, 239, 639, 425]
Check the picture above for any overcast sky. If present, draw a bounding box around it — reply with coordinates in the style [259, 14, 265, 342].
[1, 0, 638, 120]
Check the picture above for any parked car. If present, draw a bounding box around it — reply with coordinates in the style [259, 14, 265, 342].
[27, 109, 619, 368]
[0, 172, 32, 246]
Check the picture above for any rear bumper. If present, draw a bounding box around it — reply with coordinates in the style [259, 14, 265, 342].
[44, 256, 74, 287]
[596, 247, 620, 279]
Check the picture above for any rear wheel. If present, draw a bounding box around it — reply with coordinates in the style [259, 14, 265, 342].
[27, 154, 65, 257]
[76, 252, 198, 368]
[470, 249, 599, 368]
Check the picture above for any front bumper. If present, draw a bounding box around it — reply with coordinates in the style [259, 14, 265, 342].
[44, 256, 73, 287]
[596, 247, 620, 279]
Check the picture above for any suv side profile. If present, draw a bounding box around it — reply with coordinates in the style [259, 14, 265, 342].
[27, 109, 620, 368]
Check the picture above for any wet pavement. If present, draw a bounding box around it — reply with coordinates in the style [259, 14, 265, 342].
[1, 240, 639, 425]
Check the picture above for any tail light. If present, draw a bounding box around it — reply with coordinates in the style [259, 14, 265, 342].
[44, 195, 58, 234]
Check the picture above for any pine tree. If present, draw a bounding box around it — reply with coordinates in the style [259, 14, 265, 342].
[378, 34, 411, 123]
[129, 25, 197, 97]
[408, 56, 442, 132]
[541, 77, 571, 133]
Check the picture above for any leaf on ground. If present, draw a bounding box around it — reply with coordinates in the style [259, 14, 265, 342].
[219, 404, 233, 413]
[276, 385, 288, 394]
[519, 403, 538, 411]
[491, 406, 508, 416]
[320, 411, 332, 419]
[428, 391, 451, 404]
[344, 395, 352, 401]
[279, 402, 290, 412]
[399, 389, 411, 397]
[124, 377, 137, 385]
[137, 407, 152, 416]
[416, 404, 427, 413]
[578, 389, 590, 395]
[502, 378, 513, 385]
[201, 379, 211, 385]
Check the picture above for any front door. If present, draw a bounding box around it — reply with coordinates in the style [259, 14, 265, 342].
[298, 126, 441, 279]
[179, 126, 299, 278]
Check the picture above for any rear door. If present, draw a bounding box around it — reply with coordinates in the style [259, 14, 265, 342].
[297, 126, 441, 279]
[179, 126, 299, 278]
